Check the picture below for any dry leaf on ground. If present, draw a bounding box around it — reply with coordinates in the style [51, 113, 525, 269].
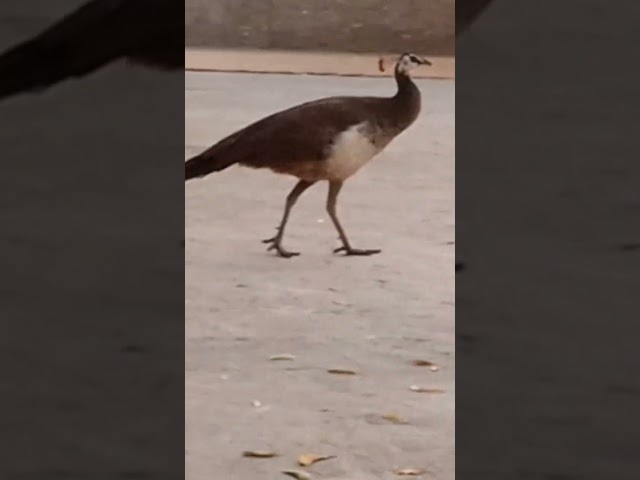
[382, 413, 409, 425]
[327, 368, 358, 375]
[412, 360, 437, 367]
[394, 468, 427, 476]
[412, 360, 440, 371]
[409, 385, 445, 394]
[270, 354, 296, 361]
[242, 450, 278, 458]
[282, 470, 312, 480]
[297, 453, 336, 467]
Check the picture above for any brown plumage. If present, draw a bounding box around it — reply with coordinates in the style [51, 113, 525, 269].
[185, 53, 430, 258]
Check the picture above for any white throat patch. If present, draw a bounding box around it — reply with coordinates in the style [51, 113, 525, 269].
[397, 55, 418, 74]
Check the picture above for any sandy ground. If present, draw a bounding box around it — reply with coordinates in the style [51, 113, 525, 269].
[186, 48, 455, 80]
[185, 70, 455, 479]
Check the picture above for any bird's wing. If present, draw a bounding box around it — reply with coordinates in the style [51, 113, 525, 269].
[0, 0, 182, 101]
[199, 96, 385, 170]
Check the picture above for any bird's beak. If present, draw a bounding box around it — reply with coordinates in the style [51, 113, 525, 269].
[419, 57, 432, 66]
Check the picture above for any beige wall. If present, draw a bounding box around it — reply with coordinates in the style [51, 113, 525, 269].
[185, 0, 455, 56]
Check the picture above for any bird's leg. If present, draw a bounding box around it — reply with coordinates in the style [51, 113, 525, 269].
[326, 180, 381, 256]
[262, 179, 315, 258]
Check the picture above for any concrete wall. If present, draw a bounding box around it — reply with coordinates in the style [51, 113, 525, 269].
[185, 0, 455, 56]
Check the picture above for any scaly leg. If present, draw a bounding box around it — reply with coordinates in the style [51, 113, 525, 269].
[326, 180, 381, 256]
[262, 179, 315, 258]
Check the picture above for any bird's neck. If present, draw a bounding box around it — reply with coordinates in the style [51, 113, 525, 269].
[392, 67, 422, 127]
[394, 67, 420, 100]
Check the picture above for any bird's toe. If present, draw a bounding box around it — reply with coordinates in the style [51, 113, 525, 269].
[334, 246, 381, 256]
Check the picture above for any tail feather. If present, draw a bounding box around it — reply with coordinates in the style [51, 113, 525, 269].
[185, 151, 237, 181]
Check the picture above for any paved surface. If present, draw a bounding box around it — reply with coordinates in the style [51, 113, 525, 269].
[186, 71, 455, 479]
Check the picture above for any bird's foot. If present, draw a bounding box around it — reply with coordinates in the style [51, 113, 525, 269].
[262, 236, 300, 258]
[333, 246, 381, 256]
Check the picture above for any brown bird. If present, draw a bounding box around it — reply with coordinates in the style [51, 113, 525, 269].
[185, 53, 430, 258]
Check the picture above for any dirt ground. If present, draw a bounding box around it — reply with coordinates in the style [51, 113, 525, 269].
[185, 67, 455, 479]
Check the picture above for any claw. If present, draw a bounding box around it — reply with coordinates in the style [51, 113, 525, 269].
[279, 249, 300, 258]
[262, 236, 300, 258]
[333, 246, 382, 256]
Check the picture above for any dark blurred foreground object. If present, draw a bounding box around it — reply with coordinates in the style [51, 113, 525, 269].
[456, 0, 495, 36]
[0, 0, 183, 101]
[455, 1, 496, 272]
